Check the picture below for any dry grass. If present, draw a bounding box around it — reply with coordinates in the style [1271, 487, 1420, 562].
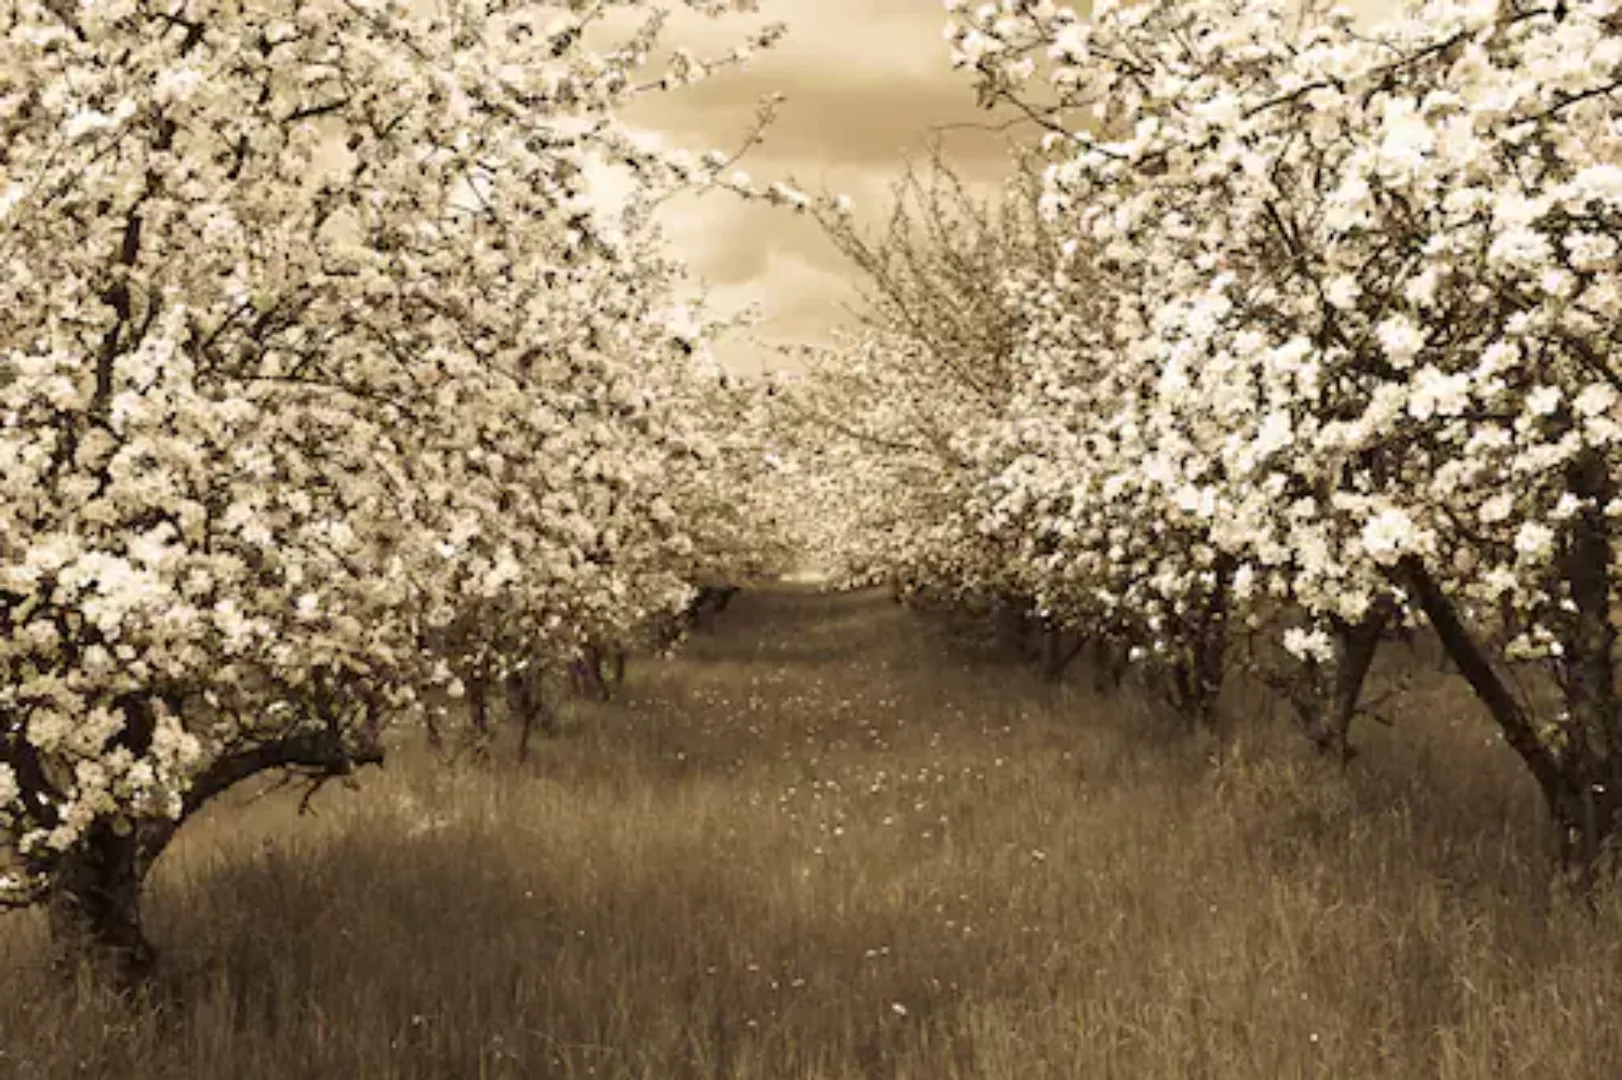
[3, 587, 1621, 1079]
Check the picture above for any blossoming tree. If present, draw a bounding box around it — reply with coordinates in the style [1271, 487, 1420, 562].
[944, 0, 1622, 869]
[771, 157, 1057, 623]
[0, 0, 789, 976]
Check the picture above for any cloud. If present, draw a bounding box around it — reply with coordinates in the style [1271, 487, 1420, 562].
[610, 4, 1044, 371]
[599, 0, 963, 78]
[683, 246, 864, 373]
[653, 171, 909, 287]
[614, 0, 1405, 373]
[701, 246, 859, 331]
[626, 67, 1014, 174]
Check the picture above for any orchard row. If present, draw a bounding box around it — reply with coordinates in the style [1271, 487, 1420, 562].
[0, 0, 805, 972]
[778, 0, 1622, 878]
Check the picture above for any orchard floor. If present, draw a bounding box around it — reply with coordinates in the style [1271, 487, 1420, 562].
[4, 586, 1622, 1079]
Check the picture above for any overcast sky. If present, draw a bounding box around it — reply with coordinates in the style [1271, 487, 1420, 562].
[614, 0, 1400, 373]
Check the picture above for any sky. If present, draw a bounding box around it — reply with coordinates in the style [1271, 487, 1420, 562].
[610, 0, 1401, 374]
[609, 0, 1026, 374]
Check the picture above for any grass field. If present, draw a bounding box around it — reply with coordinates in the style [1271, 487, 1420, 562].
[3, 587, 1621, 1079]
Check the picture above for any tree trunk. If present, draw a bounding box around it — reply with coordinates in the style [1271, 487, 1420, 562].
[1552, 449, 1622, 883]
[42, 722, 383, 984]
[570, 647, 609, 701]
[1174, 556, 1234, 731]
[1165, 658, 1199, 725]
[1018, 610, 1045, 664]
[1092, 635, 1129, 694]
[47, 820, 157, 986]
[588, 645, 609, 700]
[1047, 629, 1087, 683]
[468, 675, 493, 760]
[1401, 550, 1622, 884]
[516, 687, 551, 764]
[509, 666, 556, 763]
[1039, 619, 1081, 682]
[1303, 606, 1389, 765]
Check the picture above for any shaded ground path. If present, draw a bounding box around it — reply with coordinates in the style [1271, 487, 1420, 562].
[671, 583, 984, 677]
[591, 584, 1055, 781]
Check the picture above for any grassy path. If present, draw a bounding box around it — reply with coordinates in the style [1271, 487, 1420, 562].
[3, 588, 1622, 1078]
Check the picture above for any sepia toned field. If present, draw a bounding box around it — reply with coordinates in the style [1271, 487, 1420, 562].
[3, 587, 1620, 1079]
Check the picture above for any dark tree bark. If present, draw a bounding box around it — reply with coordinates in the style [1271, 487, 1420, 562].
[569, 646, 610, 701]
[1296, 605, 1389, 765]
[43, 725, 382, 983]
[1551, 450, 1622, 881]
[1400, 486, 1622, 885]
[1039, 624, 1087, 683]
[1091, 634, 1130, 694]
[467, 673, 494, 759]
[47, 819, 155, 986]
[1164, 556, 1235, 731]
[509, 668, 555, 764]
[684, 586, 738, 633]
[1038, 619, 1086, 682]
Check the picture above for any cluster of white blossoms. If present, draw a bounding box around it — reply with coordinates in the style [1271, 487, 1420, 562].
[763, 334, 969, 592]
[801, 0, 1622, 807]
[764, 158, 1067, 610]
[958, 0, 1622, 657]
[0, 0, 797, 903]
